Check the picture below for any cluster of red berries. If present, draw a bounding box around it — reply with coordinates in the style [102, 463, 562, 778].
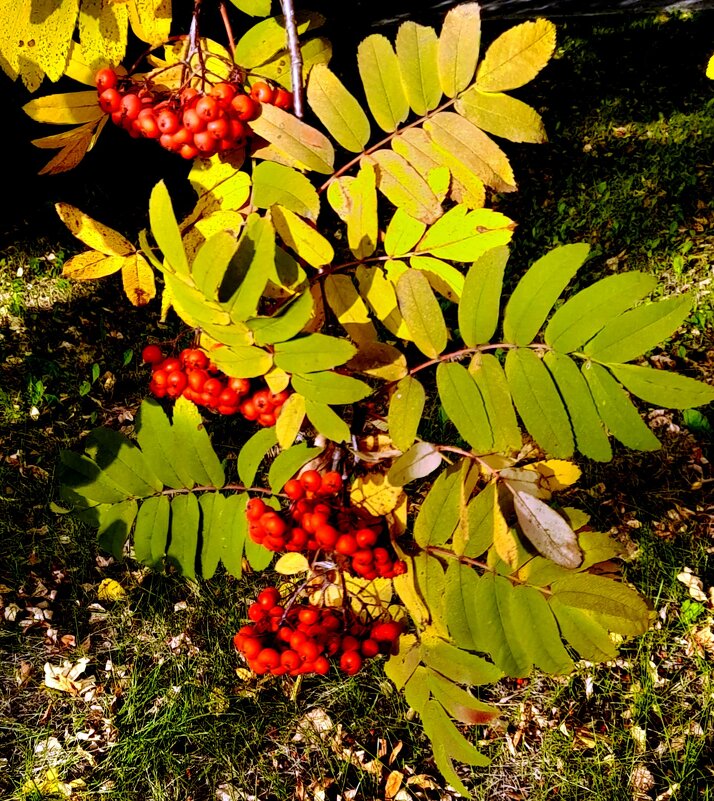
[95, 67, 292, 160]
[246, 470, 407, 580]
[142, 344, 288, 426]
[233, 587, 403, 676]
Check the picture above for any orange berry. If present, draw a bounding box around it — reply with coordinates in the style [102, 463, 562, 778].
[95, 67, 118, 92]
[251, 81, 275, 104]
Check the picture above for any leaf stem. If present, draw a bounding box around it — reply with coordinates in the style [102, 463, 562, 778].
[160, 483, 288, 498]
[219, 1, 236, 59]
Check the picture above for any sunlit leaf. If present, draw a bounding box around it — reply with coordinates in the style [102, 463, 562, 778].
[134, 495, 169, 569]
[247, 289, 314, 346]
[229, 0, 272, 16]
[276, 392, 306, 449]
[134, 399, 193, 489]
[414, 205, 514, 261]
[346, 163, 379, 259]
[291, 371, 371, 404]
[456, 88, 546, 143]
[307, 63, 371, 152]
[234, 11, 323, 67]
[252, 162, 320, 220]
[356, 265, 411, 340]
[274, 333, 356, 373]
[254, 36, 332, 91]
[62, 251, 125, 281]
[608, 364, 714, 410]
[149, 181, 190, 277]
[437, 2, 481, 98]
[271, 205, 334, 267]
[409, 256, 464, 302]
[238, 427, 278, 486]
[470, 354, 521, 453]
[79, 0, 129, 70]
[221, 213, 275, 320]
[324, 275, 377, 344]
[414, 466, 462, 547]
[458, 245, 508, 347]
[388, 442, 443, 486]
[304, 398, 351, 443]
[357, 34, 409, 132]
[436, 363, 493, 453]
[366, 150, 443, 225]
[167, 493, 199, 580]
[128, 0, 172, 46]
[512, 490, 582, 568]
[396, 21, 441, 116]
[121, 253, 156, 307]
[172, 397, 225, 489]
[23, 91, 103, 126]
[350, 473, 404, 516]
[396, 271, 447, 358]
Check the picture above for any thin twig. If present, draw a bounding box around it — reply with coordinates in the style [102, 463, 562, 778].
[279, 0, 304, 118]
[160, 483, 288, 498]
[219, 1, 236, 59]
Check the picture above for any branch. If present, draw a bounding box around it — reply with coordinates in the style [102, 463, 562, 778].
[219, 1, 236, 60]
[279, 0, 304, 118]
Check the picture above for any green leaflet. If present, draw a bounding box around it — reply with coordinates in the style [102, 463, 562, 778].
[456, 88, 546, 143]
[414, 466, 462, 548]
[366, 150, 442, 225]
[509, 585, 574, 674]
[306, 63, 371, 153]
[149, 181, 189, 277]
[229, 0, 271, 16]
[323, 274, 377, 344]
[291, 371, 371, 404]
[470, 354, 521, 453]
[97, 500, 138, 561]
[171, 397, 225, 489]
[462, 481, 501, 558]
[271, 205, 334, 268]
[437, 1, 481, 98]
[199, 492, 227, 580]
[409, 256, 464, 302]
[502, 243, 590, 346]
[445, 560, 479, 649]
[421, 635, 503, 686]
[396, 271, 447, 358]
[426, 670, 500, 725]
[608, 364, 714, 410]
[85, 428, 162, 497]
[165, 272, 231, 329]
[415, 551, 449, 638]
[421, 699, 491, 771]
[388, 375, 426, 452]
[458, 245, 508, 346]
[549, 600, 619, 662]
[247, 289, 314, 347]
[134, 399, 193, 489]
[234, 11, 323, 67]
[414, 204, 514, 262]
[274, 333, 356, 373]
[384, 634, 421, 689]
[252, 162, 320, 220]
[584, 294, 692, 364]
[395, 21, 441, 116]
[388, 442, 443, 486]
[167, 493, 199, 580]
[268, 442, 324, 492]
[208, 345, 274, 379]
[544, 271, 657, 354]
[505, 348, 574, 458]
[220, 493, 249, 578]
[512, 490, 583, 569]
[252, 36, 332, 91]
[384, 208, 427, 257]
[543, 352, 612, 462]
[133, 494, 169, 569]
[357, 33, 409, 133]
[60, 451, 132, 505]
[581, 362, 661, 451]
[304, 399, 350, 443]
[220, 213, 274, 320]
[191, 231, 239, 302]
[436, 362, 493, 453]
[237, 427, 278, 486]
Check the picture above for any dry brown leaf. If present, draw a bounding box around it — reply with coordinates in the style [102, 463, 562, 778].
[676, 567, 709, 603]
[385, 770, 404, 798]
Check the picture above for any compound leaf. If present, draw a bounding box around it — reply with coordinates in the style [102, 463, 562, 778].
[23, 90, 103, 125]
[135, 399, 193, 489]
[271, 205, 334, 267]
[549, 600, 619, 662]
[274, 333, 356, 373]
[345, 163, 379, 259]
[149, 181, 189, 277]
[414, 466, 462, 548]
[56, 203, 133, 257]
[85, 428, 162, 497]
[366, 150, 442, 225]
[384, 208, 427, 257]
[470, 354, 521, 453]
[415, 205, 514, 261]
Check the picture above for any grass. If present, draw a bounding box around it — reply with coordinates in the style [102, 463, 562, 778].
[1, 8, 714, 801]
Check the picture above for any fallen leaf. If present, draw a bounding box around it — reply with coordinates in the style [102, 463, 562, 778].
[21, 767, 86, 798]
[385, 770, 404, 798]
[43, 657, 96, 698]
[676, 568, 708, 603]
[97, 578, 127, 602]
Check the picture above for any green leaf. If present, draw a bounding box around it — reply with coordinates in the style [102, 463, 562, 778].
[234, 11, 323, 67]
[388, 375, 426, 452]
[414, 466, 462, 547]
[306, 63, 371, 153]
[172, 397, 226, 488]
[199, 492, 227, 580]
[97, 500, 137, 560]
[549, 600, 619, 662]
[164, 273, 231, 329]
[229, 0, 271, 17]
[237, 427, 278, 486]
[505, 348, 574, 458]
[404, 666, 431, 713]
[356, 265, 410, 339]
[395, 21, 441, 116]
[192, 231, 239, 302]
[304, 399, 351, 443]
[582, 362, 660, 451]
[85, 428, 162, 497]
[220, 493, 249, 578]
[291, 371, 372, 404]
[384, 209, 427, 258]
[247, 289, 314, 346]
[509, 585, 574, 674]
[543, 352, 612, 462]
[252, 162, 320, 221]
[415, 205, 514, 262]
[149, 181, 189, 276]
[221, 213, 274, 321]
[424, 112, 516, 193]
[609, 364, 714, 410]
[357, 34, 409, 133]
[384, 634, 421, 689]
[512, 490, 582, 569]
[458, 245, 508, 346]
[437, 2, 481, 98]
[544, 271, 658, 353]
[426, 670, 500, 725]
[461, 481, 501, 558]
[133, 494, 169, 569]
[60, 451, 130, 505]
[503, 243, 590, 346]
[134, 399, 193, 489]
[396, 271, 447, 358]
[252, 36, 332, 90]
[415, 552, 449, 638]
[324, 274, 377, 344]
[409, 256, 464, 302]
[274, 333, 356, 373]
[584, 295, 692, 364]
[456, 88, 546, 143]
[436, 362, 493, 453]
[167, 493, 199, 580]
[475, 18, 556, 92]
[550, 573, 649, 636]
[249, 104, 334, 174]
[276, 392, 306, 449]
[345, 164, 379, 260]
[421, 699, 491, 767]
[208, 345, 274, 379]
[470, 354, 521, 453]
[366, 150, 442, 225]
[269, 443, 324, 492]
[271, 205, 334, 268]
[421, 634, 503, 686]
[445, 561, 479, 649]
[388, 441, 443, 487]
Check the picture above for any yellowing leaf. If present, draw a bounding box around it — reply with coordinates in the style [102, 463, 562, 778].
[36, 119, 105, 175]
[347, 341, 408, 382]
[366, 150, 443, 225]
[189, 156, 253, 213]
[128, 0, 172, 46]
[396, 21, 441, 116]
[122, 253, 156, 306]
[307, 63, 371, 152]
[63, 39, 97, 85]
[350, 473, 405, 516]
[324, 274, 377, 344]
[31, 120, 98, 149]
[456, 88, 547, 143]
[438, 2, 481, 98]
[476, 18, 556, 93]
[56, 202, 134, 256]
[79, 0, 130, 70]
[21, 767, 86, 798]
[254, 35, 333, 91]
[271, 205, 334, 267]
[357, 34, 409, 133]
[23, 90, 103, 125]
[97, 577, 127, 601]
[707, 54, 714, 80]
[345, 162, 379, 259]
[356, 264, 411, 340]
[392, 127, 442, 178]
[62, 251, 125, 280]
[524, 460, 582, 492]
[415, 204, 514, 262]
[15, 0, 80, 83]
[276, 392, 306, 449]
[274, 552, 310, 575]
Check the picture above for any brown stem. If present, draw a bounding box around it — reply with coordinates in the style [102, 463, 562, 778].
[219, 1, 236, 59]
[279, 0, 304, 118]
[160, 483, 288, 498]
[188, 0, 207, 91]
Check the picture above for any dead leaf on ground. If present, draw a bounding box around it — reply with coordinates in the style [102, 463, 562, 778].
[676, 567, 709, 603]
[43, 657, 96, 699]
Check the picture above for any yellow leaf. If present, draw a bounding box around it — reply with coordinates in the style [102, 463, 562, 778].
[307, 63, 371, 153]
[56, 202, 134, 255]
[357, 34, 409, 133]
[31, 120, 97, 149]
[37, 117, 105, 175]
[23, 90, 103, 126]
[264, 367, 291, 393]
[437, 2, 481, 98]
[524, 459, 582, 492]
[409, 255, 464, 301]
[63, 39, 98, 85]
[16, 0, 81, 83]
[476, 18, 556, 93]
[62, 251, 125, 280]
[79, 0, 130, 70]
[456, 88, 547, 144]
[276, 392, 306, 449]
[271, 205, 334, 268]
[98, 577, 127, 601]
[707, 54, 714, 80]
[22, 767, 87, 798]
[395, 21, 441, 116]
[392, 128, 442, 179]
[350, 472, 405, 516]
[128, 0, 172, 46]
[346, 162, 378, 259]
[274, 552, 310, 575]
[43, 657, 96, 696]
[122, 253, 156, 306]
[356, 264, 411, 340]
[323, 274, 377, 345]
[347, 341, 408, 382]
[254, 36, 333, 91]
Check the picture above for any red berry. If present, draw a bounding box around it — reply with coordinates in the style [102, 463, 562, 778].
[356, 528, 378, 549]
[251, 82, 275, 104]
[230, 94, 259, 121]
[320, 471, 343, 495]
[241, 638, 262, 659]
[95, 68, 118, 92]
[182, 107, 205, 133]
[284, 479, 304, 501]
[210, 82, 237, 106]
[207, 117, 230, 140]
[313, 656, 330, 675]
[298, 608, 320, 626]
[340, 650, 363, 675]
[120, 93, 142, 120]
[195, 95, 220, 121]
[228, 377, 251, 396]
[142, 344, 164, 364]
[335, 534, 358, 556]
[273, 88, 293, 110]
[98, 87, 121, 114]
[157, 109, 180, 134]
[166, 370, 188, 397]
[246, 498, 267, 521]
[371, 621, 402, 643]
[137, 108, 160, 138]
[300, 470, 322, 493]
[257, 587, 280, 609]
